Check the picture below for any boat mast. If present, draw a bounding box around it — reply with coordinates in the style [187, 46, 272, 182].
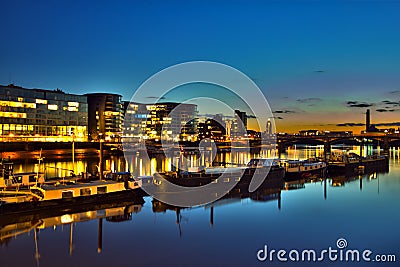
[36, 149, 44, 186]
[72, 134, 75, 175]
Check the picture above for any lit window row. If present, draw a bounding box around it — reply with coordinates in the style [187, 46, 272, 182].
[48, 104, 58, 110]
[0, 100, 36, 109]
[104, 111, 122, 116]
[36, 99, 48, 104]
[0, 111, 27, 118]
[63, 106, 78, 112]
[68, 102, 79, 107]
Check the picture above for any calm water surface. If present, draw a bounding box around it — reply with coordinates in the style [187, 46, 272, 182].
[1, 146, 399, 267]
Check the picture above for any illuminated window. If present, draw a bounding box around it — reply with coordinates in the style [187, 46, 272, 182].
[18, 97, 23, 102]
[48, 104, 58, 110]
[36, 99, 48, 104]
[146, 105, 156, 111]
[67, 106, 78, 112]
[0, 101, 36, 108]
[0, 112, 27, 118]
[68, 102, 79, 107]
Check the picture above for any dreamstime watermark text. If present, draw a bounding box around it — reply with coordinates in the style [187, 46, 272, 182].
[257, 238, 396, 263]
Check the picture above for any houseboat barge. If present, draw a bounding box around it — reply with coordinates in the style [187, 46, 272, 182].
[328, 152, 389, 175]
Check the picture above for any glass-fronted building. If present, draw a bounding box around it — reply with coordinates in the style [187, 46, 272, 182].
[0, 84, 87, 141]
[86, 93, 123, 141]
[123, 102, 198, 141]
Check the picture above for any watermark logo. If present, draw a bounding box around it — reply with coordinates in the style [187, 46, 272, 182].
[336, 238, 348, 249]
[122, 61, 276, 207]
[257, 238, 396, 263]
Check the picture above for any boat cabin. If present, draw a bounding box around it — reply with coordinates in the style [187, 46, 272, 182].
[279, 160, 326, 173]
[247, 158, 279, 168]
[31, 179, 142, 201]
[1, 159, 45, 187]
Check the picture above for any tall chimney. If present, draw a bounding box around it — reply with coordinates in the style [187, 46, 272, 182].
[366, 109, 370, 132]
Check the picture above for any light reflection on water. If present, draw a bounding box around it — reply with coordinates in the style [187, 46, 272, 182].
[1, 146, 400, 267]
[12, 144, 400, 177]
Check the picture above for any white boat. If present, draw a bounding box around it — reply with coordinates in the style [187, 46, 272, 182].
[0, 179, 141, 203]
[29, 179, 141, 201]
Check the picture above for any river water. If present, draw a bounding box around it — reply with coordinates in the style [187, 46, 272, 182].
[1, 146, 399, 267]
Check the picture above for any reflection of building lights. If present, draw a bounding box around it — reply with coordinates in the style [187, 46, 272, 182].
[61, 214, 74, 224]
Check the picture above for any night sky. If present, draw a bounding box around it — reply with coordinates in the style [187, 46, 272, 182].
[1, 1, 400, 132]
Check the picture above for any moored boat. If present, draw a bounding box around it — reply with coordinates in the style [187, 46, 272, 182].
[328, 151, 389, 175]
[155, 158, 285, 189]
[279, 159, 327, 181]
[0, 178, 142, 215]
[0, 158, 45, 189]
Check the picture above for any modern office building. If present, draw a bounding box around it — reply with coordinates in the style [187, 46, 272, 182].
[0, 84, 88, 141]
[198, 118, 226, 141]
[231, 110, 247, 139]
[123, 102, 197, 141]
[86, 93, 123, 141]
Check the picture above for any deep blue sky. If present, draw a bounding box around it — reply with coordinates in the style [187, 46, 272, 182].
[1, 1, 399, 131]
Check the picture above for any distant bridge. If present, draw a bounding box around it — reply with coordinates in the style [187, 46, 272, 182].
[277, 134, 400, 151]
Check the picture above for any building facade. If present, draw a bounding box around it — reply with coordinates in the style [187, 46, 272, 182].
[86, 93, 123, 141]
[0, 84, 87, 141]
[299, 129, 320, 136]
[123, 102, 197, 141]
[231, 110, 248, 139]
[198, 118, 226, 141]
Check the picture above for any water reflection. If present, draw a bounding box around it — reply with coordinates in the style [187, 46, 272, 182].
[7, 145, 397, 178]
[1, 146, 399, 267]
[151, 174, 284, 236]
[1, 200, 143, 266]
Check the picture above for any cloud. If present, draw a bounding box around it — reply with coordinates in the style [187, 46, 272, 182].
[296, 98, 322, 103]
[389, 90, 400, 94]
[336, 119, 400, 127]
[381, 100, 399, 106]
[346, 101, 373, 108]
[375, 122, 400, 127]
[336, 122, 365, 127]
[337, 121, 400, 127]
[273, 110, 296, 114]
[376, 108, 396, 112]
